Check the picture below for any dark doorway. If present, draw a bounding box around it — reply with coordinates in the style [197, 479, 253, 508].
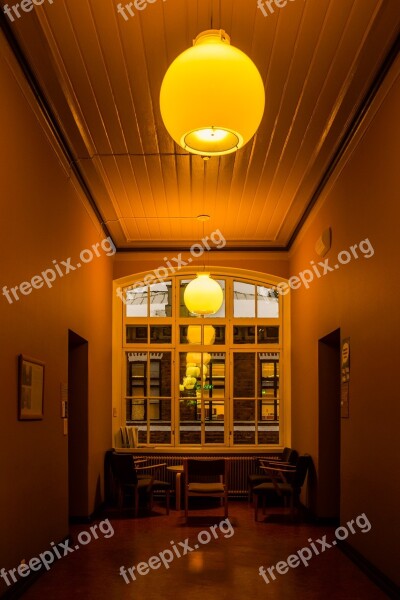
[318, 328, 341, 522]
[68, 330, 89, 521]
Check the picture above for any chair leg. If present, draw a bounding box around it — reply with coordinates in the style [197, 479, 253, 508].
[117, 487, 123, 512]
[134, 488, 139, 517]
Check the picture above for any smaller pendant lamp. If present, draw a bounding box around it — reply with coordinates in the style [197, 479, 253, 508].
[160, 30, 265, 156]
[184, 273, 223, 315]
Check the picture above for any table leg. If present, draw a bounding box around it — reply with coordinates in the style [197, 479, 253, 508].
[176, 472, 182, 511]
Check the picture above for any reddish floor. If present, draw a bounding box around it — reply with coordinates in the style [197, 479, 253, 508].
[21, 501, 387, 599]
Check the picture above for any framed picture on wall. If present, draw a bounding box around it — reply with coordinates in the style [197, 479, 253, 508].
[18, 355, 45, 420]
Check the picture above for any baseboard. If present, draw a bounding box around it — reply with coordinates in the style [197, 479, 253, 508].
[339, 540, 400, 599]
[0, 536, 70, 600]
[69, 502, 106, 525]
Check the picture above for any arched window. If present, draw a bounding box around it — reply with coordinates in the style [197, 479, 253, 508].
[113, 269, 290, 449]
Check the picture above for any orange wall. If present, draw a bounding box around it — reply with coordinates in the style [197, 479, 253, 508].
[289, 60, 400, 584]
[0, 40, 113, 589]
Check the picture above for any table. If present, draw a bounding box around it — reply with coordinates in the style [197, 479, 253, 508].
[167, 465, 184, 510]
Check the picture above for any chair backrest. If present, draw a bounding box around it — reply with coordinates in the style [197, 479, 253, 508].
[291, 454, 312, 488]
[281, 447, 298, 464]
[111, 452, 139, 485]
[185, 459, 228, 485]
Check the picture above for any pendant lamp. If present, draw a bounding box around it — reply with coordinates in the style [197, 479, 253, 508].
[160, 30, 265, 156]
[184, 273, 223, 315]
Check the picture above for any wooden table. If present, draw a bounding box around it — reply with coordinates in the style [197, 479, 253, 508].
[167, 465, 184, 510]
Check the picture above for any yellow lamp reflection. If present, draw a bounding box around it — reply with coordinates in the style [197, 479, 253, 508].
[187, 551, 204, 573]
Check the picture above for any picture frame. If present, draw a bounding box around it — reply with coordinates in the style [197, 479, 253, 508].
[18, 355, 45, 420]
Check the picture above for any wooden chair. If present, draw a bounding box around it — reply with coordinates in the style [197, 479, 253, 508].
[253, 454, 311, 521]
[184, 458, 229, 521]
[248, 448, 298, 502]
[111, 453, 171, 516]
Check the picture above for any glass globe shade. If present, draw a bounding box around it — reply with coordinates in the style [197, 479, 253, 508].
[160, 30, 265, 156]
[184, 273, 223, 315]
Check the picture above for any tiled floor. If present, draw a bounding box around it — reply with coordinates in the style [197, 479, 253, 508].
[21, 501, 388, 599]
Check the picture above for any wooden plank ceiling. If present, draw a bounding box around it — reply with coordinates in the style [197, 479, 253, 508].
[3, 0, 400, 249]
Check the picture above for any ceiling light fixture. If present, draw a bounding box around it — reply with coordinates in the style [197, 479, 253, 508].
[184, 273, 223, 316]
[160, 29, 265, 157]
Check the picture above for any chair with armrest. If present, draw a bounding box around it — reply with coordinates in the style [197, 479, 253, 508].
[111, 453, 171, 515]
[184, 459, 229, 521]
[111, 452, 153, 517]
[134, 459, 171, 514]
[248, 448, 298, 502]
[253, 454, 311, 521]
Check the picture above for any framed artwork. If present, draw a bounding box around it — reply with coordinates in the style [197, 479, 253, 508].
[18, 355, 45, 420]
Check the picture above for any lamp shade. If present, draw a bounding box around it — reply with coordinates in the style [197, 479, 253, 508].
[160, 30, 265, 156]
[184, 274, 223, 315]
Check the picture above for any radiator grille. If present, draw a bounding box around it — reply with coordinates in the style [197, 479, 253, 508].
[131, 454, 277, 496]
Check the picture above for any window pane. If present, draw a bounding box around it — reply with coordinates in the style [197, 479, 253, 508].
[180, 325, 201, 345]
[150, 326, 172, 344]
[213, 326, 225, 345]
[179, 399, 201, 444]
[205, 401, 225, 444]
[150, 400, 171, 444]
[149, 281, 172, 317]
[258, 399, 279, 445]
[233, 353, 255, 397]
[257, 286, 279, 318]
[233, 400, 255, 444]
[233, 326, 255, 344]
[257, 353, 280, 398]
[258, 326, 279, 344]
[207, 354, 225, 398]
[129, 399, 146, 421]
[126, 286, 147, 317]
[158, 352, 172, 397]
[126, 326, 148, 344]
[234, 281, 255, 317]
[127, 359, 146, 396]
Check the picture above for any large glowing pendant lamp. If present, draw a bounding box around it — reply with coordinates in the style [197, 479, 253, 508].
[184, 273, 223, 315]
[160, 30, 265, 156]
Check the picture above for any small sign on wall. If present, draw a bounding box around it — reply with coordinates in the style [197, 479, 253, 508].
[341, 338, 350, 418]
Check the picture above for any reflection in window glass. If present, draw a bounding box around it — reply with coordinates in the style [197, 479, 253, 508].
[234, 282, 256, 317]
[257, 353, 280, 398]
[257, 286, 279, 318]
[150, 400, 171, 444]
[150, 281, 172, 317]
[150, 326, 172, 344]
[233, 326, 255, 344]
[258, 326, 279, 344]
[126, 326, 148, 344]
[126, 286, 147, 317]
[233, 400, 255, 444]
[233, 353, 255, 397]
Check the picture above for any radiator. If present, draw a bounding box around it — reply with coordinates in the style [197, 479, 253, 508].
[131, 454, 277, 496]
